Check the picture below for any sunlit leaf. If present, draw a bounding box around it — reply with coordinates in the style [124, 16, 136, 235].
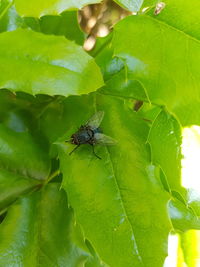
[181, 230, 200, 267]
[148, 110, 183, 193]
[113, 15, 200, 125]
[58, 93, 171, 267]
[169, 199, 200, 232]
[0, 29, 103, 96]
[147, 0, 200, 40]
[15, 0, 102, 17]
[113, 0, 157, 12]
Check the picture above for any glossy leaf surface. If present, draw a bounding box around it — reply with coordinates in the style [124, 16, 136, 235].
[148, 110, 182, 193]
[0, 169, 40, 212]
[113, 0, 157, 12]
[113, 15, 200, 125]
[169, 199, 200, 232]
[147, 0, 200, 40]
[59, 93, 171, 267]
[181, 230, 200, 267]
[25, 11, 84, 45]
[113, 0, 143, 12]
[0, 29, 103, 96]
[0, 2, 84, 45]
[15, 0, 102, 17]
[0, 123, 50, 180]
[0, 184, 88, 266]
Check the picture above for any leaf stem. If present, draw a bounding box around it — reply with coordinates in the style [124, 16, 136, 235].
[0, 0, 13, 20]
[44, 169, 60, 185]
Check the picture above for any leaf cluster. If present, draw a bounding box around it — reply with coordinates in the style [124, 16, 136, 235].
[0, 0, 200, 266]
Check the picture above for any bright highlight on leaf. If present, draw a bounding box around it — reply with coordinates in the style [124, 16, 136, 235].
[164, 234, 179, 267]
[15, 0, 102, 17]
[0, 29, 103, 96]
[182, 126, 200, 191]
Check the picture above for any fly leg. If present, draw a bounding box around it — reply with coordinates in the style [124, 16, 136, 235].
[90, 144, 101, 160]
[69, 144, 80, 156]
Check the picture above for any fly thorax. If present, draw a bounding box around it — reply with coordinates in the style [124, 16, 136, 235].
[77, 130, 91, 144]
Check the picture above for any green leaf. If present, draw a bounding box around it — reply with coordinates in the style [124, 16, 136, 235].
[0, 123, 50, 180]
[58, 93, 171, 267]
[100, 69, 149, 101]
[113, 15, 200, 125]
[0, 0, 24, 33]
[112, 0, 153, 12]
[142, 0, 158, 9]
[0, 169, 40, 212]
[0, 0, 12, 18]
[135, 102, 161, 122]
[0, 184, 89, 266]
[91, 34, 149, 103]
[91, 33, 124, 81]
[147, 0, 200, 40]
[181, 230, 200, 267]
[148, 110, 183, 193]
[92, 34, 149, 101]
[169, 199, 200, 232]
[15, 0, 102, 17]
[85, 240, 108, 267]
[0, 90, 50, 209]
[0, 2, 84, 45]
[25, 11, 84, 45]
[0, 28, 103, 96]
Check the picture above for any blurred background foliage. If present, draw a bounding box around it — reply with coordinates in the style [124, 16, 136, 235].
[79, 0, 131, 50]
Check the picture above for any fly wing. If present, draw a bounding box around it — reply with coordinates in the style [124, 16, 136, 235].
[94, 133, 116, 145]
[86, 111, 104, 129]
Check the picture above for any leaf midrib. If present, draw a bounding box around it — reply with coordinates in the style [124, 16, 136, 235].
[145, 14, 200, 45]
[105, 144, 143, 264]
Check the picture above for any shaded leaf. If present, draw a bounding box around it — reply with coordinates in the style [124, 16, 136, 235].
[25, 11, 84, 45]
[58, 93, 171, 267]
[0, 169, 40, 212]
[0, 184, 89, 266]
[0, 0, 24, 32]
[0, 123, 50, 180]
[0, 28, 103, 96]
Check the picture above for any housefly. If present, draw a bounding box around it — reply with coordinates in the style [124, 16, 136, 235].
[67, 111, 116, 159]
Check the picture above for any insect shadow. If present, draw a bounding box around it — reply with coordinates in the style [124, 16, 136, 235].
[66, 111, 116, 159]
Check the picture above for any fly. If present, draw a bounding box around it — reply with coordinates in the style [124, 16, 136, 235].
[66, 111, 116, 159]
